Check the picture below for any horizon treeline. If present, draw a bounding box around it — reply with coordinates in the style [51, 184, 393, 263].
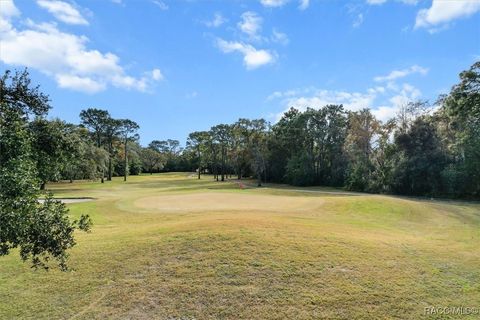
[184, 61, 480, 199]
[187, 62, 480, 199]
[2, 61, 479, 200]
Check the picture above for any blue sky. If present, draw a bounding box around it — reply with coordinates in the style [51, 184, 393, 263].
[1, 0, 479, 145]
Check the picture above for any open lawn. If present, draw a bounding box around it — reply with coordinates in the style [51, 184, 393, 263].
[1, 173, 479, 319]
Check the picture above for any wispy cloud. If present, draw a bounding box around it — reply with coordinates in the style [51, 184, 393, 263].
[346, 3, 365, 29]
[204, 12, 226, 28]
[298, 0, 310, 10]
[271, 29, 289, 45]
[366, 0, 418, 5]
[186, 91, 198, 99]
[151, 0, 168, 10]
[238, 11, 262, 39]
[260, 0, 310, 10]
[260, 0, 289, 8]
[36, 0, 88, 25]
[353, 13, 364, 28]
[374, 65, 428, 82]
[366, 0, 387, 5]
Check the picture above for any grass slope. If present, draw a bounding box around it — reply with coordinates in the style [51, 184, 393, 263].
[0, 173, 479, 319]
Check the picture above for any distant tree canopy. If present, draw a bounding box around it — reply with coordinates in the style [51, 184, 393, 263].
[175, 61, 480, 198]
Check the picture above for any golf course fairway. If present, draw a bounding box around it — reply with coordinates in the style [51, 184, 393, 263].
[1, 173, 479, 319]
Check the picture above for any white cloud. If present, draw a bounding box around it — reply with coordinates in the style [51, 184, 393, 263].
[298, 0, 309, 10]
[216, 38, 276, 70]
[381, 83, 421, 121]
[271, 29, 289, 45]
[260, 0, 289, 8]
[372, 106, 398, 122]
[37, 0, 88, 25]
[368, 86, 386, 94]
[269, 88, 377, 121]
[269, 63, 428, 122]
[389, 83, 421, 107]
[111, 74, 147, 92]
[0, 6, 163, 93]
[151, 68, 163, 81]
[56, 74, 106, 93]
[205, 13, 226, 28]
[415, 0, 480, 30]
[287, 90, 376, 112]
[213, 11, 281, 70]
[238, 11, 262, 38]
[151, 0, 168, 10]
[268, 80, 423, 123]
[372, 83, 422, 121]
[374, 65, 428, 82]
[0, 0, 20, 19]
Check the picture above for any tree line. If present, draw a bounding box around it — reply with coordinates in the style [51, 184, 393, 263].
[182, 61, 479, 199]
[11, 61, 477, 199]
[0, 61, 478, 268]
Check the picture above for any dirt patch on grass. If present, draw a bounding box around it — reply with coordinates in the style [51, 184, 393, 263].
[134, 192, 324, 213]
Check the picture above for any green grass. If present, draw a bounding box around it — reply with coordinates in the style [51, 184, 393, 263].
[1, 173, 479, 319]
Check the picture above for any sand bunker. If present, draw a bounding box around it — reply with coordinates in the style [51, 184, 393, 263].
[134, 192, 324, 213]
